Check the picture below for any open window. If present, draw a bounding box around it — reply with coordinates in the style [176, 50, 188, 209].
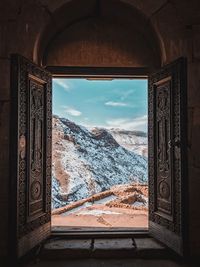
[9, 54, 187, 260]
[51, 76, 148, 232]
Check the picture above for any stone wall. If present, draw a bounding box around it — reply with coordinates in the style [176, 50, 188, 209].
[0, 0, 51, 259]
[0, 0, 200, 260]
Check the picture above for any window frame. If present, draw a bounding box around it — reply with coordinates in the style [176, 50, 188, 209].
[47, 66, 150, 237]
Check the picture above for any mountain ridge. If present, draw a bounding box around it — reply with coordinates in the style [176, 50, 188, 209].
[52, 115, 148, 209]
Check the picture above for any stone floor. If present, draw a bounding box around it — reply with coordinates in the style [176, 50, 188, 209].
[40, 237, 167, 259]
[25, 259, 199, 267]
[19, 238, 200, 267]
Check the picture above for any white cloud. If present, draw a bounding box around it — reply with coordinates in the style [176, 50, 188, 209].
[63, 106, 82, 117]
[106, 115, 147, 131]
[54, 79, 71, 91]
[105, 101, 129, 107]
[120, 89, 134, 101]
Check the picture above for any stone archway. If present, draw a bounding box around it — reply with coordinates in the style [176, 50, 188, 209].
[31, 0, 189, 257]
[33, 0, 163, 69]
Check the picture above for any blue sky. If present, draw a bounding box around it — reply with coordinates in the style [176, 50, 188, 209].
[53, 78, 147, 132]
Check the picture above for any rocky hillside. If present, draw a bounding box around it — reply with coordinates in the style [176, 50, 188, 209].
[52, 115, 148, 209]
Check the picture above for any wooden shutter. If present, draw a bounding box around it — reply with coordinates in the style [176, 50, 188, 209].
[148, 57, 188, 256]
[10, 54, 52, 259]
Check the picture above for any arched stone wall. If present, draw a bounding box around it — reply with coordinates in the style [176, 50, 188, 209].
[34, 0, 163, 69]
[0, 0, 200, 260]
[31, 1, 200, 259]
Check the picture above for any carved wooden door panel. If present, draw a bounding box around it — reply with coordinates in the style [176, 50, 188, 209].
[148, 57, 188, 256]
[10, 54, 52, 259]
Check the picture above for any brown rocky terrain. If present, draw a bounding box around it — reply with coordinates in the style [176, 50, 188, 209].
[52, 183, 148, 230]
[52, 116, 148, 209]
[52, 116, 148, 230]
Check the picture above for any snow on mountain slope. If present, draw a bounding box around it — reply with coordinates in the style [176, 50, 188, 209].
[52, 115, 148, 209]
[107, 129, 148, 157]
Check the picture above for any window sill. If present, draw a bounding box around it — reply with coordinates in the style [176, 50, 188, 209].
[51, 227, 148, 238]
[40, 235, 174, 260]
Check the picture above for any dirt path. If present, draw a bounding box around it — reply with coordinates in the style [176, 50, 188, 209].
[52, 204, 148, 230]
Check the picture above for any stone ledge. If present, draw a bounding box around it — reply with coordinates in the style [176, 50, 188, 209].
[92, 238, 135, 258]
[41, 237, 171, 259]
[41, 239, 92, 259]
[134, 237, 169, 258]
[135, 237, 166, 250]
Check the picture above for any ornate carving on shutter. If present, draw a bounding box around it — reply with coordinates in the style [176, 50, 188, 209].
[148, 58, 188, 256]
[10, 54, 52, 258]
[155, 77, 173, 218]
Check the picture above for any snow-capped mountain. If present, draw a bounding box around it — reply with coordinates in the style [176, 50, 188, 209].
[52, 115, 148, 209]
[105, 129, 147, 157]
